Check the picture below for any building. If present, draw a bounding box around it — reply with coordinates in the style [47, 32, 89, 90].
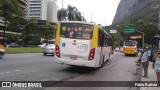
[18, 0, 27, 11]
[47, 0, 57, 22]
[26, 0, 48, 20]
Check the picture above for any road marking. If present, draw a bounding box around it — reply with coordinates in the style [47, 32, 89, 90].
[4, 72, 10, 74]
[0, 73, 4, 75]
[15, 70, 21, 72]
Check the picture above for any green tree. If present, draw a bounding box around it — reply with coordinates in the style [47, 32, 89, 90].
[0, 0, 24, 45]
[57, 5, 86, 21]
[67, 5, 82, 21]
[57, 8, 67, 21]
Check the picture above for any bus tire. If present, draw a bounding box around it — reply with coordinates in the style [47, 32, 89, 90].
[43, 53, 47, 56]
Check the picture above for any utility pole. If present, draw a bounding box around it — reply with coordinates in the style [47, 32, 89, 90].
[61, 0, 63, 21]
[82, 13, 84, 21]
[91, 13, 93, 22]
[158, 6, 160, 31]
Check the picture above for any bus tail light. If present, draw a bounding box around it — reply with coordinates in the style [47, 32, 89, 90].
[88, 48, 95, 60]
[56, 45, 60, 58]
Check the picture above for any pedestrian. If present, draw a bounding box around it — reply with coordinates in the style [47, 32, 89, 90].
[152, 49, 160, 86]
[141, 46, 151, 77]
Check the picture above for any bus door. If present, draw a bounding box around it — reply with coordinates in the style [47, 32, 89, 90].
[98, 30, 110, 64]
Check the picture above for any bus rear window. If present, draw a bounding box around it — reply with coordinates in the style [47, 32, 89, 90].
[60, 23, 93, 40]
[125, 41, 135, 46]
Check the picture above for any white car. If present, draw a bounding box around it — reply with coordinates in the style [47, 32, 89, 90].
[115, 47, 120, 51]
[42, 44, 55, 56]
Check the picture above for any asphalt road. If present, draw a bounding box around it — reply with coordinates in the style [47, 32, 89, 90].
[0, 52, 141, 90]
[0, 53, 79, 81]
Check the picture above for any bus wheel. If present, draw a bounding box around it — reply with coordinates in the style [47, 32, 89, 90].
[43, 53, 47, 56]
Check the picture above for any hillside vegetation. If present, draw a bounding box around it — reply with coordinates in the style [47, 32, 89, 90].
[111, 0, 160, 45]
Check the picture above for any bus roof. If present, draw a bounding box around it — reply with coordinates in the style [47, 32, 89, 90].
[58, 21, 96, 26]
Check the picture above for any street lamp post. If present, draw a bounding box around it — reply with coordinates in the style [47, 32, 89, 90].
[91, 13, 93, 22]
[158, 6, 160, 31]
[81, 13, 84, 21]
[61, 0, 63, 21]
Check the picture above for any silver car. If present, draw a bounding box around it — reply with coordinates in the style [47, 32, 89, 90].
[42, 44, 55, 56]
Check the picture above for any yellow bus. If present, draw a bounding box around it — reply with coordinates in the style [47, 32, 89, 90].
[123, 40, 139, 56]
[54, 21, 113, 68]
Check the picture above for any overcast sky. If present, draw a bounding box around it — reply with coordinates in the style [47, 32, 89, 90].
[57, 0, 121, 26]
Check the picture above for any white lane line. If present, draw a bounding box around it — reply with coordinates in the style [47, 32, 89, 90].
[15, 70, 22, 72]
[0, 70, 22, 75]
[4, 72, 10, 74]
[0, 73, 4, 75]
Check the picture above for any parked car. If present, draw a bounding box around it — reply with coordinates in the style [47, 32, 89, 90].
[6, 43, 20, 48]
[115, 47, 120, 51]
[42, 44, 55, 56]
[0, 44, 5, 58]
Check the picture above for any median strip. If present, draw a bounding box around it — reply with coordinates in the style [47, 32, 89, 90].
[5, 48, 42, 54]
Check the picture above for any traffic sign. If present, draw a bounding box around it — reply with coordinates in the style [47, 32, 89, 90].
[110, 30, 117, 33]
[124, 27, 135, 32]
[105, 29, 110, 33]
[105, 29, 117, 33]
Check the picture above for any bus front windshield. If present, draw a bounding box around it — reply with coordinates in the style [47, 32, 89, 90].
[125, 41, 136, 46]
[60, 23, 93, 40]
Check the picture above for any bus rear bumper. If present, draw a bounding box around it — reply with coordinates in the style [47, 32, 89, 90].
[54, 57, 98, 68]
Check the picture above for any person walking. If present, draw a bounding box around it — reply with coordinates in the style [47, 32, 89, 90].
[152, 49, 160, 86]
[141, 46, 151, 77]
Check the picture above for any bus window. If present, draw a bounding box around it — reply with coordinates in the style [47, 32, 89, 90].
[125, 41, 135, 46]
[107, 37, 113, 46]
[98, 29, 106, 47]
[60, 23, 93, 40]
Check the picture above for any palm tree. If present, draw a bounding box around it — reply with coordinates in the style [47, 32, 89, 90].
[57, 5, 86, 21]
[57, 8, 67, 21]
[67, 5, 82, 21]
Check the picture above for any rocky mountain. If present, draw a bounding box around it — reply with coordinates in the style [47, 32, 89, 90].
[112, 0, 160, 24]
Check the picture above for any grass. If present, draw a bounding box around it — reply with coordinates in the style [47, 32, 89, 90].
[5, 47, 42, 54]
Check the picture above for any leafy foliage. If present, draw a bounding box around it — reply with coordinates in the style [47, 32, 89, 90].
[57, 5, 86, 21]
[111, 5, 159, 45]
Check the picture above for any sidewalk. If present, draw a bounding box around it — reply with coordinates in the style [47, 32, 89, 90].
[140, 62, 159, 90]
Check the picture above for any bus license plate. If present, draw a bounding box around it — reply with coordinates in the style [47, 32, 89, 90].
[70, 55, 77, 60]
